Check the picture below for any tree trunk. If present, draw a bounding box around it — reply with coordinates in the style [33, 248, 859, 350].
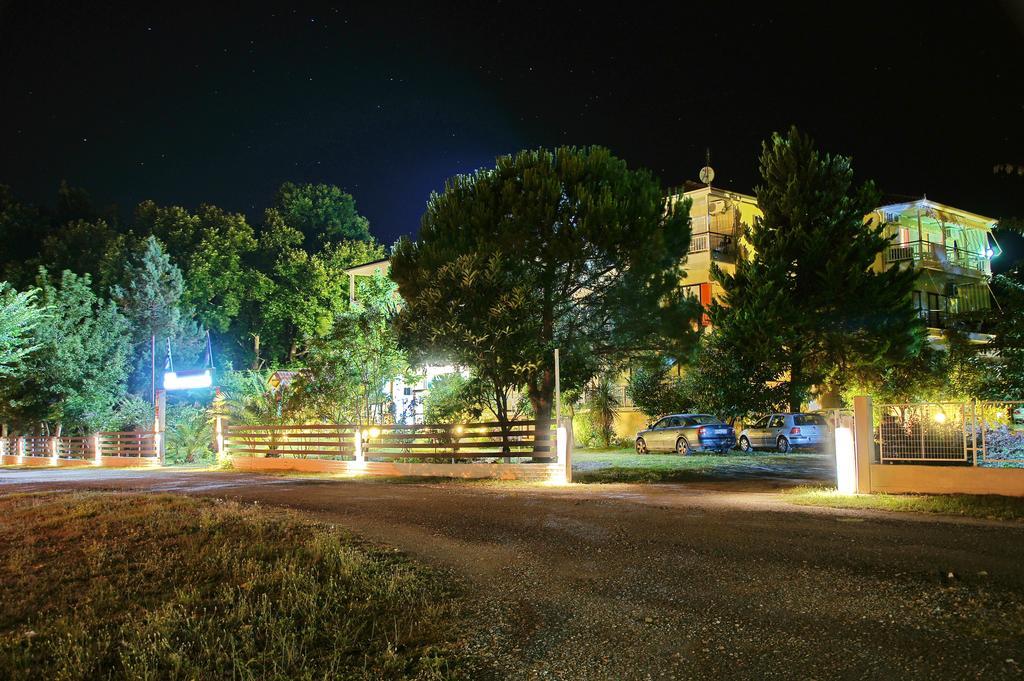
[250, 334, 262, 370]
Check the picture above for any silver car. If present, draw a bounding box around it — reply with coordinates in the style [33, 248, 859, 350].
[635, 414, 736, 455]
[738, 413, 829, 453]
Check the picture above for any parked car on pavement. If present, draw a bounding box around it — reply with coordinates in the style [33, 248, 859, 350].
[738, 413, 829, 453]
[635, 414, 736, 455]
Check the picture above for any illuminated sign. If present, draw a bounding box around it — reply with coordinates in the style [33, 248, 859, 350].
[164, 368, 213, 391]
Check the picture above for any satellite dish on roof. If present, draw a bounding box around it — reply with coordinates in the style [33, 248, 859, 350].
[699, 166, 715, 185]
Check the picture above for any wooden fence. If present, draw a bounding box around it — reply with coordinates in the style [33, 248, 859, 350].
[97, 431, 159, 458]
[226, 424, 357, 458]
[226, 419, 570, 481]
[225, 420, 551, 461]
[1, 431, 161, 467]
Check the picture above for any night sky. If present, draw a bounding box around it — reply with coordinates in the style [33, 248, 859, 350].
[2, 1, 1023, 261]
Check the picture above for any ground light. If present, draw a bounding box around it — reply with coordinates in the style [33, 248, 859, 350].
[834, 426, 857, 494]
[547, 425, 570, 485]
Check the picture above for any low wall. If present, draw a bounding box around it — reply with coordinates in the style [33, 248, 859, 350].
[0, 455, 93, 467]
[870, 464, 1024, 497]
[232, 456, 562, 482]
[1, 454, 159, 468]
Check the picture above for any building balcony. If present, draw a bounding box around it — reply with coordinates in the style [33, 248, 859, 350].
[688, 231, 737, 259]
[885, 240, 990, 278]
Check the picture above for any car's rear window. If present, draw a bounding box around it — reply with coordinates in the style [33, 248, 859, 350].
[688, 415, 723, 425]
[794, 414, 827, 426]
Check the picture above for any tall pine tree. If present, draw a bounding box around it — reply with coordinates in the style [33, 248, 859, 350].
[713, 127, 923, 410]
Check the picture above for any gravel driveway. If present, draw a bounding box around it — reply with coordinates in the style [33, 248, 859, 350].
[1, 468, 1022, 679]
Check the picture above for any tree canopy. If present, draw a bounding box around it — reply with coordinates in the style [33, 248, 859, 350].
[713, 127, 923, 411]
[392, 146, 700, 426]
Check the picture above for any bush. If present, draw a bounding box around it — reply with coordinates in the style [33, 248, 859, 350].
[165, 403, 213, 464]
[422, 373, 479, 425]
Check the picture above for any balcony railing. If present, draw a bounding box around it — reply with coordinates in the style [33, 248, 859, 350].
[688, 231, 736, 256]
[885, 240, 988, 275]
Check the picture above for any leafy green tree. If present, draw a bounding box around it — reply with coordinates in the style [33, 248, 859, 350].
[110, 236, 194, 395]
[1, 270, 131, 433]
[0, 284, 43, 378]
[392, 146, 699, 430]
[0, 185, 49, 286]
[34, 219, 119, 283]
[713, 127, 923, 411]
[677, 327, 788, 422]
[290, 273, 407, 424]
[135, 201, 259, 335]
[249, 211, 384, 365]
[582, 376, 620, 448]
[272, 181, 372, 249]
[422, 373, 481, 425]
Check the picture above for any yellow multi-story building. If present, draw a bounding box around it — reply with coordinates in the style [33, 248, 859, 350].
[607, 188, 1000, 439]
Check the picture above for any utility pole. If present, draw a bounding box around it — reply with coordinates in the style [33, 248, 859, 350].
[151, 334, 156, 406]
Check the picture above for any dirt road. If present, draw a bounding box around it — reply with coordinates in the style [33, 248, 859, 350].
[1, 468, 1022, 679]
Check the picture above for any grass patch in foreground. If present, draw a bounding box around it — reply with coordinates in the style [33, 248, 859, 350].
[0, 492, 470, 680]
[783, 485, 1024, 522]
[573, 450, 823, 483]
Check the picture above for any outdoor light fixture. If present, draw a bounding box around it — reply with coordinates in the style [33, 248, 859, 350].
[934, 411, 947, 424]
[368, 427, 381, 439]
[163, 368, 213, 391]
[985, 247, 995, 258]
[548, 425, 569, 485]
[834, 426, 856, 494]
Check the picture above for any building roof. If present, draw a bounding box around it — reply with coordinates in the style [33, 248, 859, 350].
[344, 258, 390, 277]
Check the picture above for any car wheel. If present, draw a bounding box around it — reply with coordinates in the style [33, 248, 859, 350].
[635, 438, 648, 455]
[739, 436, 752, 453]
[776, 436, 790, 454]
[675, 437, 692, 456]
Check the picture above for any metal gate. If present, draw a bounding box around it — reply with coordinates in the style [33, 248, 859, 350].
[877, 401, 1024, 466]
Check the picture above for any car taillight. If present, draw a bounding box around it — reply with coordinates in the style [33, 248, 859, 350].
[698, 426, 707, 439]
[790, 427, 801, 435]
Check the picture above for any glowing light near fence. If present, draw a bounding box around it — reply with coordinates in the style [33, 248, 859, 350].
[835, 426, 856, 494]
[163, 369, 213, 391]
[933, 411, 946, 424]
[368, 427, 380, 439]
[94, 433, 102, 465]
[548, 426, 569, 485]
[352, 431, 366, 473]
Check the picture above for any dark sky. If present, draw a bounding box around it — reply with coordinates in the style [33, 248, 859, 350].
[2, 1, 1023, 260]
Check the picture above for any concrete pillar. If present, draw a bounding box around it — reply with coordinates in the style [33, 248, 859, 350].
[853, 395, 874, 494]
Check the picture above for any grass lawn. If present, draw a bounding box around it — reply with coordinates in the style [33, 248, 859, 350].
[783, 485, 1024, 522]
[0, 492, 470, 680]
[573, 448, 831, 483]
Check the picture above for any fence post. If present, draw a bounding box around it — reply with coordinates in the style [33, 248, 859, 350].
[853, 395, 873, 494]
[17, 436, 24, 465]
[50, 436, 59, 466]
[562, 416, 573, 483]
[93, 433, 101, 466]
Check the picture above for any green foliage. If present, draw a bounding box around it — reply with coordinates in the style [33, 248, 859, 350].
[164, 403, 213, 464]
[422, 373, 480, 425]
[677, 328, 788, 422]
[393, 146, 699, 427]
[135, 201, 259, 335]
[713, 127, 923, 411]
[581, 376, 620, 448]
[626, 363, 688, 421]
[220, 370, 292, 426]
[0, 284, 43, 378]
[272, 181, 373, 249]
[1, 270, 132, 433]
[247, 209, 385, 365]
[290, 273, 408, 424]
[942, 269, 1024, 401]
